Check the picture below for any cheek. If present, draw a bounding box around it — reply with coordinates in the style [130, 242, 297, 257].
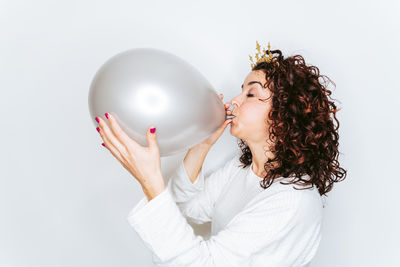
[241, 105, 266, 125]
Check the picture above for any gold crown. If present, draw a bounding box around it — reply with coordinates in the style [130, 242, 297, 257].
[249, 41, 278, 69]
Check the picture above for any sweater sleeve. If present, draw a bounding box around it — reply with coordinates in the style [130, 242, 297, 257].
[126, 183, 317, 267]
[162, 155, 238, 224]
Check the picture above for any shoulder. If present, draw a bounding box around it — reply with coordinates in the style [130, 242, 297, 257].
[272, 181, 324, 223]
[244, 180, 323, 223]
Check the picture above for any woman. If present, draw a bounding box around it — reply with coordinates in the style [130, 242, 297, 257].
[95, 42, 347, 266]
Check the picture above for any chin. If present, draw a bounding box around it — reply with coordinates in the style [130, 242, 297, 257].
[229, 123, 238, 138]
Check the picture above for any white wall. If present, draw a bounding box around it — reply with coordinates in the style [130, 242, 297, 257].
[1, 0, 399, 266]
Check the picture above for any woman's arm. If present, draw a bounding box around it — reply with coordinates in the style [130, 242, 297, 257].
[183, 144, 211, 184]
[182, 92, 233, 184]
[166, 154, 238, 224]
[126, 185, 322, 267]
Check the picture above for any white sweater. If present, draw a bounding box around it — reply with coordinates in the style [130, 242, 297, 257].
[126, 153, 323, 267]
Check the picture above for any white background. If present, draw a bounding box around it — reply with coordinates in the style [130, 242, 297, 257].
[1, 0, 399, 266]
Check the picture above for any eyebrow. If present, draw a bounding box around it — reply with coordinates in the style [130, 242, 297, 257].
[241, 81, 263, 90]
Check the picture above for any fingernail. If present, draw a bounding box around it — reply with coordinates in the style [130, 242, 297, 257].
[105, 113, 109, 119]
[101, 143, 105, 147]
[95, 117, 100, 123]
[96, 127, 100, 132]
[150, 127, 156, 134]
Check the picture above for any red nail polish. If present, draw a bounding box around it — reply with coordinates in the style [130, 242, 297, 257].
[150, 127, 156, 133]
[105, 113, 109, 119]
[95, 117, 100, 123]
[96, 127, 100, 132]
[101, 143, 105, 147]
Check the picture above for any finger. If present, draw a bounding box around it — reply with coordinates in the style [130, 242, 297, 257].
[114, 152, 130, 171]
[97, 115, 128, 156]
[103, 141, 132, 174]
[105, 113, 140, 150]
[97, 124, 125, 163]
[101, 139, 126, 164]
[146, 125, 159, 150]
[220, 118, 232, 130]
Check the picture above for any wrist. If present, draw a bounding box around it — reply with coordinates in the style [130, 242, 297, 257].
[142, 181, 166, 202]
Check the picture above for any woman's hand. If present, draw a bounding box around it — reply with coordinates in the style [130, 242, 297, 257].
[198, 93, 233, 147]
[95, 113, 165, 199]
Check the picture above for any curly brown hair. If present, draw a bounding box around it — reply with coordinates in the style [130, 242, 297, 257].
[237, 48, 347, 196]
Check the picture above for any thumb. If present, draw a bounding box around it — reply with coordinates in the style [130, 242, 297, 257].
[147, 126, 158, 148]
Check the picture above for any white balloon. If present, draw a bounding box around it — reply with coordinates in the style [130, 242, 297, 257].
[88, 48, 227, 157]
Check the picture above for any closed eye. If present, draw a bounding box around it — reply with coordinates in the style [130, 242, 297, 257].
[246, 93, 254, 97]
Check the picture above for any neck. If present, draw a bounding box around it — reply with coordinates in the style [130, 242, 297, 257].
[246, 139, 279, 178]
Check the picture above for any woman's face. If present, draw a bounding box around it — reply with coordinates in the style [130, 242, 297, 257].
[229, 70, 272, 143]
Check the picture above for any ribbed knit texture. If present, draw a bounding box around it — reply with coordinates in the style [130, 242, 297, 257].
[126, 153, 323, 267]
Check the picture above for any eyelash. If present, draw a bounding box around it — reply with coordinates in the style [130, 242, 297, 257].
[246, 93, 254, 97]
